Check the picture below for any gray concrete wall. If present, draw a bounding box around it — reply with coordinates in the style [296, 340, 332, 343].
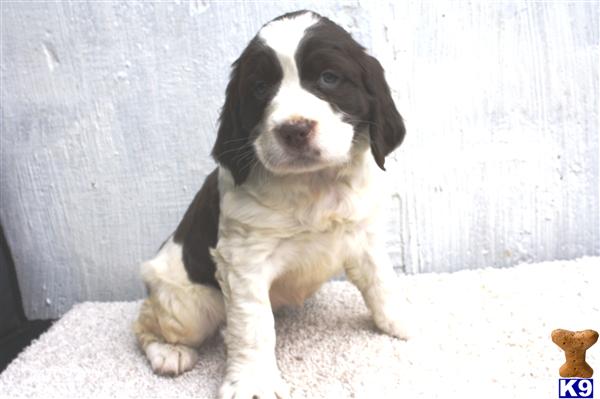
[1, 1, 598, 319]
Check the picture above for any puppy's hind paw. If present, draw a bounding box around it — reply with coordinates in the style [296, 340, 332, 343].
[145, 342, 199, 376]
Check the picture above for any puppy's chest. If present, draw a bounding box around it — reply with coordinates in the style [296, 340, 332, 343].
[219, 178, 379, 307]
[267, 224, 354, 308]
[239, 180, 376, 233]
[219, 171, 381, 257]
[292, 186, 364, 227]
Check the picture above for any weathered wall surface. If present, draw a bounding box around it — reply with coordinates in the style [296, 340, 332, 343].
[1, 1, 598, 319]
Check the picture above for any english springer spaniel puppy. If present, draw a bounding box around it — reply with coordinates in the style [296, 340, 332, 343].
[134, 10, 408, 399]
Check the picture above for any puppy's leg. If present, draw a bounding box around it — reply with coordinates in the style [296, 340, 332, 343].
[213, 256, 290, 399]
[133, 241, 225, 376]
[344, 237, 412, 339]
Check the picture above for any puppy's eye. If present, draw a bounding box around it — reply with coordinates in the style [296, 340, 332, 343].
[253, 81, 269, 98]
[319, 70, 341, 89]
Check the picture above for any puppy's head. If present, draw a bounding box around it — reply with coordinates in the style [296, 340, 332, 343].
[212, 10, 405, 185]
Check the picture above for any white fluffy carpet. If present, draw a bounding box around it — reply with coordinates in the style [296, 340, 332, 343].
[1, 257, 598, 398]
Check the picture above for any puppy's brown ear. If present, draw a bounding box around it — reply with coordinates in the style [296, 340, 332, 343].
[211, 60, 254, 185]
[361, 54, 406, 170]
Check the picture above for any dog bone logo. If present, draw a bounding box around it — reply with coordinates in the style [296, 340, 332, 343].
[551, 329, 598, 378]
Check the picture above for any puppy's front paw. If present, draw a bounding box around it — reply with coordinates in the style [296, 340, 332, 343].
[218, 369, 290, 399]
[373, 305, 414, 340]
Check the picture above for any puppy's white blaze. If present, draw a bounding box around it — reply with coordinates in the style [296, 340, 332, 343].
[258, 12, 319, 62]
[256, 12, 355, 173]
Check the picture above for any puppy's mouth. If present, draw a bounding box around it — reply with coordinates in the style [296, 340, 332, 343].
[279, 142, 322, 161]
[257, 141, 329, 174]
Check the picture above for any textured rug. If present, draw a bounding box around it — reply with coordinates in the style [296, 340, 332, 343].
[1, 257, 598, 398]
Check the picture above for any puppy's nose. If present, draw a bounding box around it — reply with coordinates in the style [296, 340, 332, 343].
[275, 118, 316, 148]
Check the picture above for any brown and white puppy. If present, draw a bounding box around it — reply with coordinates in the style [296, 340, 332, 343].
[134, 10, 409, 399]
